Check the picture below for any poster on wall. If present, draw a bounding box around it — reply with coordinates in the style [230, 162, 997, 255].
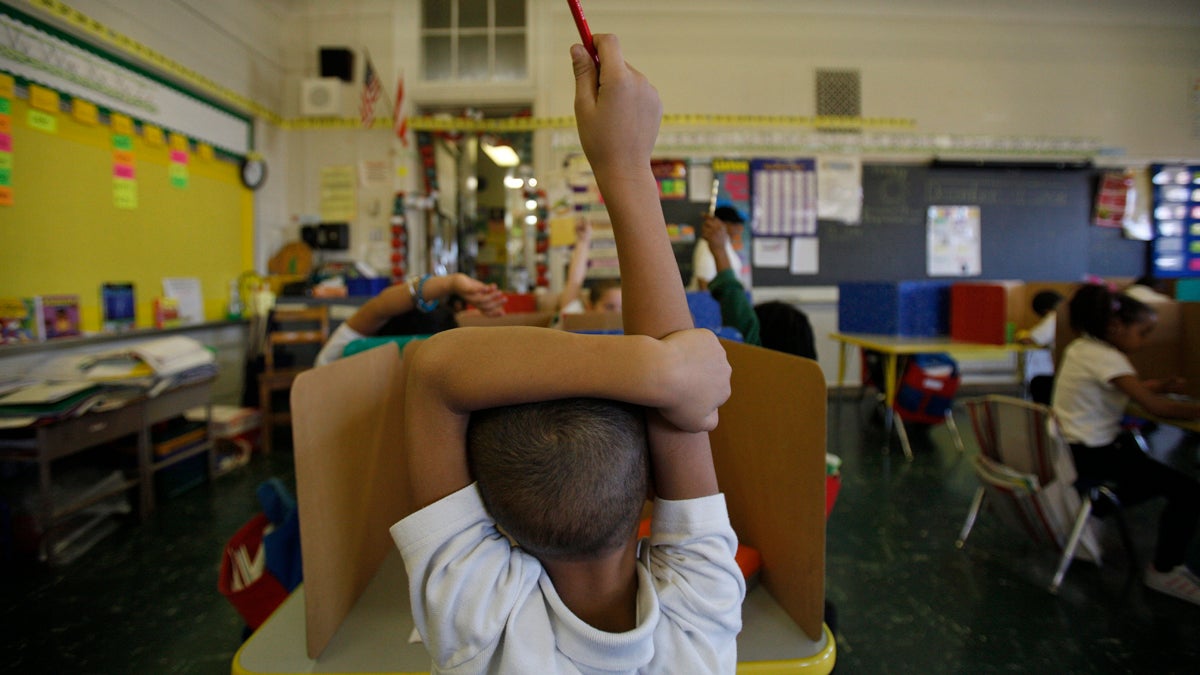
[1150, 164, 1200, 277]
[926, 205, 981, 277]
[651, 159, 687, 200]
[750, 158, 817, 236]
[816, 155, 863, 225]
[711, 158, 752, 277]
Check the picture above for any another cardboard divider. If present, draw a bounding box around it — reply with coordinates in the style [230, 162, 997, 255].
[1056, 295, 1199, 399]
[558, 310, 624, 332]
[290, 336, 828, 658]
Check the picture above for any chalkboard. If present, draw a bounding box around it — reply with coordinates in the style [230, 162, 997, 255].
[663, 163, 1147, 286]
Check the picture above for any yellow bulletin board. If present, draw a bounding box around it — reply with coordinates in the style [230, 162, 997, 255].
[0, 94, 252, 331]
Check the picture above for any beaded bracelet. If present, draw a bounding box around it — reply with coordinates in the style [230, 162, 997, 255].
[414, 274, 439, 313]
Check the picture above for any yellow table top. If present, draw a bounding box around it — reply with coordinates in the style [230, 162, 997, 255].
[829, 331, 1031, 356]
[232, 550, 837, 675]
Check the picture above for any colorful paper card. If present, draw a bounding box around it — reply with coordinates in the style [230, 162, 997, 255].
[197, 143, 213, 161]
[0, 116, 9, 134]
[110, 112, 133, 135]
[0, 134, 10, 152]
[0, 186, 11, 206]
[0, 168, 10, 186]
[28, 84, 58, 113]
[111, 134, 133, 151]
[0, 98, 9, 114]
[27, 110, 57, 133]
[169, 133, 188, 152]
[113, 177, 137, 209]
[72, 99, 99, 126]
[0, 153, 11, 170]
[143, 124, 164, 147]
[112, 149, 135, 165]
[0, 73, 13, 98]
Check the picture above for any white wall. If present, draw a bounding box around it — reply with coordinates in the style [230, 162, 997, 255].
[18, 0, 1200, 383]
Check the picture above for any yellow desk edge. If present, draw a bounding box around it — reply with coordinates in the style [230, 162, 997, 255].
[230, 624, 837, 675]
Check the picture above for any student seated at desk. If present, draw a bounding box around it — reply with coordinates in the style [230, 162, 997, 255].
[1016, 290, 1063, 405]
[389, 35, 746, 672]
[1052, 284, 1200, 606]
[314, 273, 505, 366]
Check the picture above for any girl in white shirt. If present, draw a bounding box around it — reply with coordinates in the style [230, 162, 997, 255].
[1052, 284, 1200, 605]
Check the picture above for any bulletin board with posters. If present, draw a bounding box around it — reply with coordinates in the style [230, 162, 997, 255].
[1150, 164, 1200, 278]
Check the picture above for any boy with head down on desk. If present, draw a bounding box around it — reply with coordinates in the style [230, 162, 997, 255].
[388, 34, 746, 673]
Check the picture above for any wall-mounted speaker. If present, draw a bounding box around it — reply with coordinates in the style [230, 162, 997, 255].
[319, 47, 354, 83]
[300, 78, 342, 117]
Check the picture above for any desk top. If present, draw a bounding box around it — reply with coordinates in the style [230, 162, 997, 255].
[232, 550, 834, 675]
[1127, 400, 1200, 434]
[829, 332, 1030, 356]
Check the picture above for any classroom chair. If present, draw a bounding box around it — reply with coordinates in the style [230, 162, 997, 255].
[956, 395, 1135, 593]
[257, 306, 329, 455]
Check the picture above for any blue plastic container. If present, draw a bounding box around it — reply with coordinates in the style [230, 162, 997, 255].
[346, 277, 391, 297]
[838, 281, 951, 336]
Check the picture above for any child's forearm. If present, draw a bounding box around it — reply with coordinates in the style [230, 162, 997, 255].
[410, 326, 672, 413]
[599, 170, 693, 337]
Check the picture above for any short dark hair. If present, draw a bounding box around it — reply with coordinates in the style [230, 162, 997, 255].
[713, 205, 745, 225]
[467, 398, 648, 561]
[1068, 284, 1154, 339]
[1031, 290, 1064, 317]
[587, 278, 622, 305]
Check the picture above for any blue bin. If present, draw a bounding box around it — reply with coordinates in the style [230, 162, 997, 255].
[838, 281, 951, 336]
[347, 277, 391, 297]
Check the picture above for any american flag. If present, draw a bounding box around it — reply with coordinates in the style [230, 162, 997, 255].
[360, 55, 382, 128]
[393, 71, 408, 146]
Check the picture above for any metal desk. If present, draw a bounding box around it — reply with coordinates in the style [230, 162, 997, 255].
[829, 332, 1030, 459]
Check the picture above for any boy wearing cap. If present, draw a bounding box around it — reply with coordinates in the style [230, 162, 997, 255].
[691, 205, 751, 291]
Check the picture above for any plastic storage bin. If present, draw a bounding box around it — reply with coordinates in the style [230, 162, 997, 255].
[346, 277, 390, 297]
[950, 281, 1024, 345]
[838, 281, 951, 336]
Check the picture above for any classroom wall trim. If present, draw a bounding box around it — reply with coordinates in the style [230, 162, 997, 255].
[15, 0, 278, 127]
[0, 3, 251, 154]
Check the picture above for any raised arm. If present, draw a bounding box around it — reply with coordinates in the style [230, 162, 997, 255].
[557, 220, 593, 312]
[572, 34, 724, 500]
[347, 273, 505, 335]
[403, 326, 729, 509]
[316, 274, 505, 366]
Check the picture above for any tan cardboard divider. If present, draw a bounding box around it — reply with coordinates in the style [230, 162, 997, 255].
[291, 345, 412, 658]
[454, 310, 557, 328]
[1056, 297, 1192, 389]
[559, 310, 624, 332]
[711, 340, 827, 641]
[291, 337, 828, 657]
[1182, 303, 1200, 399]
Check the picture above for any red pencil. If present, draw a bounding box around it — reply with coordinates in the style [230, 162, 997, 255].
[566, 0, 599, 66]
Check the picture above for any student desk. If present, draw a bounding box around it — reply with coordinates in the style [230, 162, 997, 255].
[231, 551, 837, 674]
[829, 332, 1030, 459]
[1127, 400, 1200, 435]
[248, 338, 835, 673]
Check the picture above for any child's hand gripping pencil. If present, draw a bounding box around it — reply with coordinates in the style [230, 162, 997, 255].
[567, 0, 600, 67]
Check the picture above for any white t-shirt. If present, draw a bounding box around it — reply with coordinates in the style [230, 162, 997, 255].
[689, 238, 751, 291]
[390, 484, 745, 674]
[315, 322, 363, 367]
[1023, 311, 1057, 381]
[1051, 335, 1136, 447]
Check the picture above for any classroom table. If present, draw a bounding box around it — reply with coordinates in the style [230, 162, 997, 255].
[231, 549, 837, 675]
[829, 332, 1031, 460]
[1126, 400, 1200, 435]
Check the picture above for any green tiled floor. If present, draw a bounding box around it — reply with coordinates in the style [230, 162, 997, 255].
[3, 399, 1199, 674]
